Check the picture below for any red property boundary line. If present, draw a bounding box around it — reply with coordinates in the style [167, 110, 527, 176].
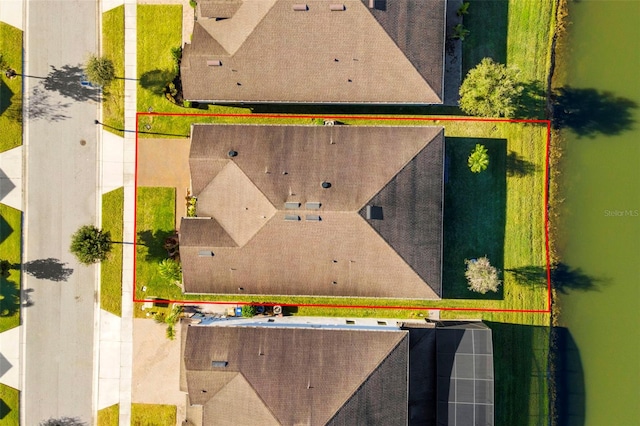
[133, 113, 552, 314]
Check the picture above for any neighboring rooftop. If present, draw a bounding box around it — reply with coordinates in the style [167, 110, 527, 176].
[180, 320, 494, 426]
[179, 124, 444, 299]
[181, 325, 409, 425]
[181, 0, 447, 104]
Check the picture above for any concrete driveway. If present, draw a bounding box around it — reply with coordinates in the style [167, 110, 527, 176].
[132, 318, 186, 425]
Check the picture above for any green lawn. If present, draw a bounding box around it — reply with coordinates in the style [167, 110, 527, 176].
[135, 187, 176, 311]
[131, 403, 176, 426]
[0, 384, 19, 425]
[97, 404, 119, 426]
[102, 6, 125, 135]
[101, 188, 124, 316]
[0, 23, 23, 152]
[490, 322, 550, 426]
[0, 204, 22, 332]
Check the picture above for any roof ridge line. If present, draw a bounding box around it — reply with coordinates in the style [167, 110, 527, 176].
[324, 331, 409, 424]
[356, 127, 444, 212]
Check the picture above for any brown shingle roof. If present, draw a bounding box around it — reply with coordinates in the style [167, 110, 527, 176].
[182, 325, 409, 425]
[181, 0, 446, 104]
[198, 0, 243, 20]
[180, 124, 444, 299]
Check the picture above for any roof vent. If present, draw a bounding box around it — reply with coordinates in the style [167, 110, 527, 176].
[207, 60, 222, 66]
[330, 4, 345, 11]
[285, 202, 301, 209]
[306, 202, 321, 210]
[284, 214, 300, 221]
[228, 150, 238, 157]
[293, 4, 308, 11]
[198, 250, 214, 257]
[321, 181, 331, 189]
[211, 361, 228, 368]
[365, 205, 383, 220]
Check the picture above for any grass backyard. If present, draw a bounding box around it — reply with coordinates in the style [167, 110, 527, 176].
[0, 384, 19, 425]
[0, 23, 23, 152]
[101, 188, 124, 316]
[0, 204, 22, 333]
[102, 5, 125, 135]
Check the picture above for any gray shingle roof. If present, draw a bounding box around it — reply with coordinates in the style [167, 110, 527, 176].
[182, 325, 409, 425]
[181, 0, 446, 104]
[179, 124, 444, 299]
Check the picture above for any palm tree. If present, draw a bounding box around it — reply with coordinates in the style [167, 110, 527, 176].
[468, 144, 490, 173]
[69, 225, 112, 265]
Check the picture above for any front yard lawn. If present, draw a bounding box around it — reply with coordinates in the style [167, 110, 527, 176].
[131, 403, 176, 426]
[0, 23, 23, 152]
[135, 186, 176, 311]
[0, 204, 22, 332]
[97, 404, 119, 426]
[0, 383, 19, 425]
[101, 188, 124, 316]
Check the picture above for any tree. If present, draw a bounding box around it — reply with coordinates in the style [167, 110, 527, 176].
[0, 259, 11, 276]
[84, 55, 115, 87]
[468, 143, 489, 173]
[241, 304, 257, 317]
[464, 257, 502, 294]
[158, 258, 182, 284]
[457, 1, 470, 16]
[69, 225, 112, 265]
[459, 58, 523, 117]
[451, 23, 470, 41]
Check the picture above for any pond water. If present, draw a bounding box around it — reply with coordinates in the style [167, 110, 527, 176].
[556, 1, 640, 425]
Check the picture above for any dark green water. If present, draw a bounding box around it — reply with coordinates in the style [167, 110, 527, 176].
[557, 1, 640, 425]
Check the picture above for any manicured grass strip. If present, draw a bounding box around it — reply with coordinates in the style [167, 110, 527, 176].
[102, 6, 125, 135]
[135, 187, 176, 306]
[97, 404, 119, 426]
[0, 23, 23, 152]
[131, 403, 176, 426]
[101, 188, 124, 316]
[0, 383, 19, 425]
[0, 204, 22, 332]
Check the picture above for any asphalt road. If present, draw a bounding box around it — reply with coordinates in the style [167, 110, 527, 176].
[23, 1, 99, 423]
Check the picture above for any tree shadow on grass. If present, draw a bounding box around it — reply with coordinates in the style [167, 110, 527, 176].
[137, 229, 175, 262]
[139, 69, 175, 95]
[43, 64, 102, 102]
[506, 151, 538, 177]
[515, 80, 547, 120]
[0, 276, 20, 317]
[22, 258, 74, 282]
[551, 86, 637, 137]
[507, 262, 604, 294]
[0, 79, 14, 117]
